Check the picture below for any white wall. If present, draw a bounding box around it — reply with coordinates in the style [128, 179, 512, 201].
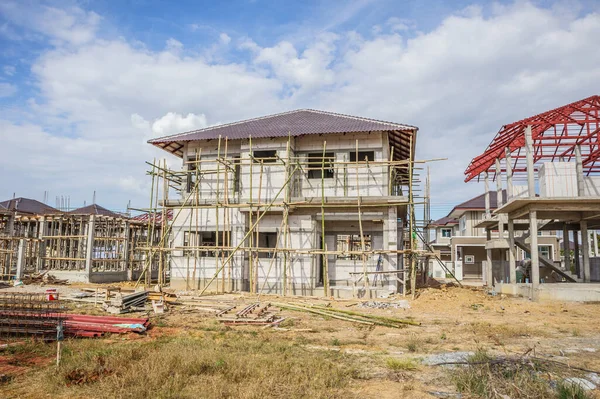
[539, 162, 578, 198]
[183, 132, 393, 201]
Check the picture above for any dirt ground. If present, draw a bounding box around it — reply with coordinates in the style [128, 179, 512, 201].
[1, 284, 600, 398]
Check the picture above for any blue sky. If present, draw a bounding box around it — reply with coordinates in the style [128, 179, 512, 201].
[1, 0, 600, 218]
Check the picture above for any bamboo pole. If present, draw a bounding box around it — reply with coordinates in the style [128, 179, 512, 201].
[356, 139, 367, 293]
[254, 160, 264, 293]
[145, 160, 156, 287]
[258, 217, 286, 296]
[321, 141, 327, 296]
[160, 159, 168, 286]
[408, 135, 416, 299]
[135, 162, 205, 288]
[308, 305, 420, 326]
[195, 148, 201, 288]
[198, 164, 301, 295]
[222, 137, 229, 293]
[273, 302, 374, 326]
[248, 135, 253, 293]
[283, 133, 292, 296]
[215, 136, 221, 293]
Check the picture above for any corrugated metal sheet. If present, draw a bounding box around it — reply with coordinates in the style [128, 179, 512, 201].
[132, 209, 173, 225]
[148, 109, 417, 159]
[150, 109, 416, 143]
[0, 198, 60, 215]
[68, 204, 125, 218]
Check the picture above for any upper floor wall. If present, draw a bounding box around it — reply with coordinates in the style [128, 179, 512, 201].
[180, 131, 405, 203]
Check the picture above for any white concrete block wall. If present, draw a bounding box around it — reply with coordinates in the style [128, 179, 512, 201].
[539, 162, 578, 198]
[169, 207, 246, 289]
[183, 133, 391, 201]
[584, 176, 600, 197]
[296, 133, 388, 198]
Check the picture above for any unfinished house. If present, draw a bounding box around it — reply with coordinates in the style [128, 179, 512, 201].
[465, 95, 600, 301]
[147, 109, 424, 297]
[428, 192, 559, 282]
[0, 198, 159, 284]
[0, 198, 60, 279]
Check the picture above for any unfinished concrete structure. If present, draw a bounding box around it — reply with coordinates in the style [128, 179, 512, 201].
[147, 109, 429, 297]
[465, 95, 600, 301]
[428, 192, 559, 282]
[0, 198, 160, 283]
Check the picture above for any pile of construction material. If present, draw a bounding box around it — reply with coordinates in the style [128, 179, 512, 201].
[216, 303, 284, 326]
[103, 291, 149, 314]
[64, 314, 149, 337]
[65, 288, 159, 314]
[0, 292, 149, 339]
[0, 292, 64, 339]
[20, 272, 68, 285]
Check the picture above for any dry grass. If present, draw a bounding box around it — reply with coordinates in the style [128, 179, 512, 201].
[385, 358, 418, 371]
[450, 350, 552, 398]
[449, 349, 594, 399]
[4, 334, 357, 399]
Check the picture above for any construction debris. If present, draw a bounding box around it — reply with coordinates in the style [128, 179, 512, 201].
[358, 300, 411, 309]
[216, 303, 284, 326]
[64, 314, 149, 337]
[103, 291, 149, 314]
[20, 272, 68, 286]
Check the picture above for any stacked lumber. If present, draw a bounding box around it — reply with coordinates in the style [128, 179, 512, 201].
[103, 291, 149, 314]
[216, 303, 284, 326]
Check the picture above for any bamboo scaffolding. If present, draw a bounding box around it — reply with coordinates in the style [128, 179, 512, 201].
[140, 132, 434, 298]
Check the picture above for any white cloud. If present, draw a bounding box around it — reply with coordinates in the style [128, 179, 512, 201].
[0, 82, 17, 97]
[0, 1, 100, 46]
[2, 1, 600, 217]
[3, 65, 16, 76]
[252, 33, 339, 93]
[219, 33, 231, 45]
[152, 112, 208, 136]
[166, 38, 183, 50]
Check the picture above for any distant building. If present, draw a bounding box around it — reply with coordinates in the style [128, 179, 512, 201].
[428, 191, 559, 281]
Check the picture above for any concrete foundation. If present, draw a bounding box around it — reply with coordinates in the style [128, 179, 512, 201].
[498, 282, 600, 302]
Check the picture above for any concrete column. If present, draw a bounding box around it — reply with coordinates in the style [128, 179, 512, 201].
[36, 217, 46, 272]
[16, 239, 26, 280]
[529, 210, 539, 292]
[508, 218, 517, 283]
[484, 172, 490, 217]
[505, 147, 513, 200]
[594, 230, 599, 256]
[562, 224, 571, 272]
[575, 145, 585, 197]
[525, 125, 535, 198]
[383, 207, 398, 291]
[486, 228, 493, 286]
[495, 158, 504, 237]
[124, 222, 132, 281]
[6, 213, 15, 236]
[85, 215, 96, 279]
[574, 229, 581, 278]
[581, 220, 590, 282]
